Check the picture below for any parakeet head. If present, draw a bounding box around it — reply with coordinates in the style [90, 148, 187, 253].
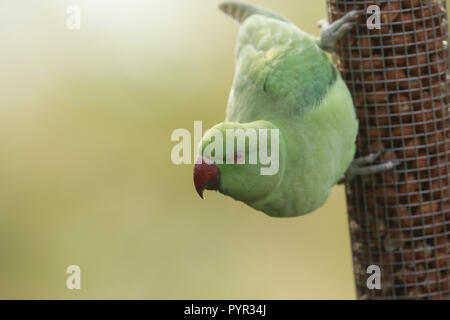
[193, 121, 285, 204]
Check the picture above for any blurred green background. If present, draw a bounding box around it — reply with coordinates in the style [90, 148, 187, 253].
[0, 0, 361, 299]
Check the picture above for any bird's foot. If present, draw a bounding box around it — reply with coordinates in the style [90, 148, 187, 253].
[339, 151, 402, 184]
[318, 10, 362, 52]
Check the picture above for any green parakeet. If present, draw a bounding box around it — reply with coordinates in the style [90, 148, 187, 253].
[193, 2, 358, 217]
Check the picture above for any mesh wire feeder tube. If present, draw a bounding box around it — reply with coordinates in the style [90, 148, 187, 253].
[327, 0, 449, 299]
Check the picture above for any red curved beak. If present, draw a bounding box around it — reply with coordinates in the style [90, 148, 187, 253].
[193, 159, 220, 199]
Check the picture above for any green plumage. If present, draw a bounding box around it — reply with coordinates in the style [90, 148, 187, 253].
[198, 2, 358, 217]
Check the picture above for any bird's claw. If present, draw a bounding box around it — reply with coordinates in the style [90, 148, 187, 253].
[318, 10, 362, 52]
[339, 152, 402, 184]
[317, 19, 328, 29]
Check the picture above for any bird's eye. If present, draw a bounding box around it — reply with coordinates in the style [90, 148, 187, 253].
[234, 151, 245, 164]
